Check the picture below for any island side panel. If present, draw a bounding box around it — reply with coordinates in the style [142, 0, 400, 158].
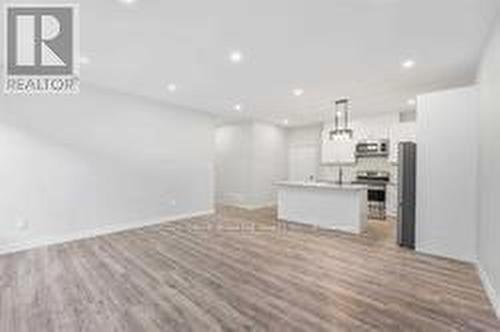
[277, 186, 366, 234]
[357, 188, 369, 232]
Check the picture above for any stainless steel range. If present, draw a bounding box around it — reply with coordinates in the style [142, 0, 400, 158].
[353, 171, 390, 220]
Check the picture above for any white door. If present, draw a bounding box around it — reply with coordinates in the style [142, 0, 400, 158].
[289, 145, 318, 181]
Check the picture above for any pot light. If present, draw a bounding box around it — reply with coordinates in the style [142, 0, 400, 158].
[229, 51, 243, 63]
[402, 59, 416, 69]
[283, 119, 290, 126]
[292, 89, 304, 97]
[407, 99, 416, 106]
[119, 0, 136, 4]
[233, 104, 243, 111]
[167, 84, 177, 93]
[79, 56, 90, 65]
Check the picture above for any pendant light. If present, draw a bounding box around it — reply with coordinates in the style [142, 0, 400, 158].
[329, 98, 353, 140]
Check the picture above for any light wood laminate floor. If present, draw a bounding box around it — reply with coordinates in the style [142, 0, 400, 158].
[1, 206, 499, 331]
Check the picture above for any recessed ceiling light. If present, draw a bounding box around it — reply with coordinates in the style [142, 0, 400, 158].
[79, 56, 90, 65]
[402, 59, 416, 69]
[229, 51, 243, 63]
[283, 119, 290, 126]
[292, 89, 304, 97]
[233, 104, 243, 111]
[407, 98, 416, 106]
[119, 0, 136, 4]
[167, 84, 177, 93]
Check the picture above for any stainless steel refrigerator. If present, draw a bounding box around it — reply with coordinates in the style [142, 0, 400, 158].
[397, 142, 417, 249]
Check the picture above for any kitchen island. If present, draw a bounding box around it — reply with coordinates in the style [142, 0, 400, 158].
[275, 181, 368, 234]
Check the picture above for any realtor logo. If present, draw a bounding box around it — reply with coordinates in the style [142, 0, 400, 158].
[4, 5, 79, 94]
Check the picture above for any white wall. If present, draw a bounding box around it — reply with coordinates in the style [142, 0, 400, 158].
[477, 17, 500, 318]
[215, 122, 287, 208]
[287, 125, 321, 181]
[251, 123, 289, 205]
[0, 85, 215, 254]
[215, 123, 252, 206]
[416, 86, 478, 263]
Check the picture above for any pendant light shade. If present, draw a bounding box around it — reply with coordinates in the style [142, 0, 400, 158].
[329, 98, 353, 140]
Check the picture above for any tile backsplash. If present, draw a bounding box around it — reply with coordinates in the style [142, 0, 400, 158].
[319, 158, 398, 184]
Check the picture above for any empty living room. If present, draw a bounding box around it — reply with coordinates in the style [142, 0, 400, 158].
[1, 1, 500, 331]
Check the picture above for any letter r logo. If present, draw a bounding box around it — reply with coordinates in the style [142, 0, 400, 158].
[7, 7, 74, 76]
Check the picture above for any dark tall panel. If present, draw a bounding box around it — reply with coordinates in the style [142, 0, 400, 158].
[397, 142, 417, 249]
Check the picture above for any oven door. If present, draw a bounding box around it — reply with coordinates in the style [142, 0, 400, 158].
[367, 186, 386, 220]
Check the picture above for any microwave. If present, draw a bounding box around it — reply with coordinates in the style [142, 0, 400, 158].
[355, 139, 390, 158]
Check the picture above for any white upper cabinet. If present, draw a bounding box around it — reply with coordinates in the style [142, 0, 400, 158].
[321, 136, 336, 164]
[338, 139, 357, 164]
[351, 114, 394, 142]
[389, 125, 400, 164]
[399, 122, 417, 142]
[321, 129, 356, 164]
[389, 121, 417, 163]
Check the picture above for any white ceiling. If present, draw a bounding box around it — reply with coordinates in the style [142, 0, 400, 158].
[2, 0, 499, 126]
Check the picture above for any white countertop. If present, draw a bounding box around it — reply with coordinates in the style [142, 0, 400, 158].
[275, 181, 368, 191]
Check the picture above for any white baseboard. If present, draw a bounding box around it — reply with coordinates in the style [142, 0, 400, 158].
[416, 241, 477, 264]
[477, 263, 500, 319]
[0, 209, 215, 256]
[229, 202, 276, 210]
[217, 191, 277, 211]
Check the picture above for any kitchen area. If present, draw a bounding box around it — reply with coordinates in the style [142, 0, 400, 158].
[216, 86, 481, 262]
[281, 99, 417, 248]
